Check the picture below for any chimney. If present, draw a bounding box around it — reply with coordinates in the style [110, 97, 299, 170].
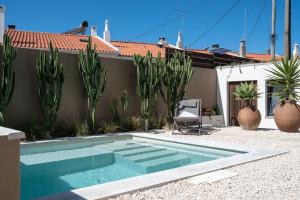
[239, 40, 246, 57]
[8, 24, 16, 30]
[91, 26, 97, 36]
[212, 44, 220, 49]
[158, 37, 168, 46]
[293, 43, 299, 58]
[103, 19, 111, 42]
[0, 5, 5, 42]
[176, 32, 183, 48]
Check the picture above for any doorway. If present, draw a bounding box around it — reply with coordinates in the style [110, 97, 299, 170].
[228, 81, 257, 126]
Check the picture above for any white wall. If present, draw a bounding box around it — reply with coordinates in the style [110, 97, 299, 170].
[216, 62, 278, 129]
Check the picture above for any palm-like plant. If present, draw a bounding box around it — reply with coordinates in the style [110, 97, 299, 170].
[266, 58, 300, 103]
[233, 82, 261, 107]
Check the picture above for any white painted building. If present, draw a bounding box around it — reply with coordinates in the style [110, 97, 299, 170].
[217, 62, 280, 129]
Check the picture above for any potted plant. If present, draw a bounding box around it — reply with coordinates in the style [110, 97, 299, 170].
[233, 82, 261, 130]
[266, 58, 300, 132]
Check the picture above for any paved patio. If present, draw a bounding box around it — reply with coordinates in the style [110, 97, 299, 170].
[111, 127, 300, 200]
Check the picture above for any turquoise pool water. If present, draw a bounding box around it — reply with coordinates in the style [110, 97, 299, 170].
[20, 136, 243, 199]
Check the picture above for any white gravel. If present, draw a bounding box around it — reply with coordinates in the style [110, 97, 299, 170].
[110, 127, 300, 200]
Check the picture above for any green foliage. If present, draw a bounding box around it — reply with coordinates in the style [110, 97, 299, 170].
[103, 122, 120, 133]
[22, 118, 50, 141]
[149, 114, 168, 129]
[233, 82, 261, 106]
[133, 51, 165, 130]
[108, 98, 120, 123]
[120, 90, 128, 114]
[266, 57, 300, 103]
[79, 37, 107, 133]
[0, 34, 16, 125]
[108, 89, 129, 124]
[160, 51, 193, 121]
[36, 42, 64, 132]
[129, 116, 143, 131]
[213, 105, 221, 115]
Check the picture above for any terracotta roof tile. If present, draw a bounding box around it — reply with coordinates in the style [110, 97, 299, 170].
[111, 40, 165, 57]
[5, 29, 117, 53]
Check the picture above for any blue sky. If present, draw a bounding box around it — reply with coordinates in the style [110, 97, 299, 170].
[2, 0, 300, 54]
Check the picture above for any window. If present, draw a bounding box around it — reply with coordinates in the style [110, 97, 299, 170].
[266, 80, 280, 116]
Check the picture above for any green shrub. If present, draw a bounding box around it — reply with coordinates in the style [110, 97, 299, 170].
[103, 123, 120, 133]
[129, 116, 143, 131]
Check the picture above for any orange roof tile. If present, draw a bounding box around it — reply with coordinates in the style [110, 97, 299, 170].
[111, 40, 165, 57]
[6, 29, 117, 53]
[245, 53, 281, 61]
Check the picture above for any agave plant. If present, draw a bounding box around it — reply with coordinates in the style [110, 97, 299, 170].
[233, 82, 261, 107]
[266, 58, 300, 103]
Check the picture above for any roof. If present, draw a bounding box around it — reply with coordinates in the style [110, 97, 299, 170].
[111, 40, 165, 57]
[190, 49, 280, 62]
[5, 29, 117, 54]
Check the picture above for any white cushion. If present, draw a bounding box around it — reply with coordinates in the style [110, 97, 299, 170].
[178, 111, 198, 118]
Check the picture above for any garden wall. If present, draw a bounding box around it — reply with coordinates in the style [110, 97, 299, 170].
[5, 48, 217, 129]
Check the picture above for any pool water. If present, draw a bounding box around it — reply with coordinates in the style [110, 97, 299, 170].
[20, 136, 243, 199]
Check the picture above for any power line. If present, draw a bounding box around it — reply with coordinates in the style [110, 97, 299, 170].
[188, 0, 242, 47]
[128, 0, 212, 41]
[247, 0, 269, 43]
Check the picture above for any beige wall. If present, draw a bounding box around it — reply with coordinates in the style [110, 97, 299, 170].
[0, 136, 20, 200]
[5, 48, 217, 128]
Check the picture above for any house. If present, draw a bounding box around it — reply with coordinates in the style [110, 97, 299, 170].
[1, 7, 278, 129]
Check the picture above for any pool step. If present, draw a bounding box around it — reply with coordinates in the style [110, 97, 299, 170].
[125, 150, 178, 163]
[116, 146, 165, 157]
[100, 142, 149, 152]
[138, 154, 191, 173]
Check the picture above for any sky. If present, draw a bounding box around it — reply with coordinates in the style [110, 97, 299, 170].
[1, 0, 300, 54]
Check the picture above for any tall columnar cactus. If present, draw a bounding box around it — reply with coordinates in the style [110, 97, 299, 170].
[161, 51, 193, 121]
[0, 34, 16, 126]
[36, 42, 64, 132]
[133, 51, 165, 130]
[79, 37, 106, 133]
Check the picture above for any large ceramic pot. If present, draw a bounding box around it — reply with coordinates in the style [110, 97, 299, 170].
[273, 100, 300, 132]
[237, 106, 261, 130]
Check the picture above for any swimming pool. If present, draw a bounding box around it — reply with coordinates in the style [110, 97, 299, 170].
[20, 134, 246, 200]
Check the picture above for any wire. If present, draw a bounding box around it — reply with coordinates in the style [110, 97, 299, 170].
[128, 0, 212, 41]
[188, 0, 242, 47]
[247, 0, 269, 43]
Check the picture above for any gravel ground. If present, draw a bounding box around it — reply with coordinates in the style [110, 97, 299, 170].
[110, 127, 300, 200]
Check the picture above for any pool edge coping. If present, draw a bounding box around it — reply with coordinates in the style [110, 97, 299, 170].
[34, 132, 289, 200]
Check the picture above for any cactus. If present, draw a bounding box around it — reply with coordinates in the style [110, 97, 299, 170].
[79, 37, 106, 133]
[108, 98, 120, 123]
[36, 42, 64, 132]
[160, 51, 193, 121]
[0, 34, 16, 126]
[133, 51, 165, 130]
[120, 89, 128, 114]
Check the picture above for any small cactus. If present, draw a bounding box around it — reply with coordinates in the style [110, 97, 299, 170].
[0, 34, 16, 125]
[36, 42, 64, 132]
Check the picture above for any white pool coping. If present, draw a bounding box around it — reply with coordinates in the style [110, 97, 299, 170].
[0, 126, 25, 140]
[32, 132, 288, 200]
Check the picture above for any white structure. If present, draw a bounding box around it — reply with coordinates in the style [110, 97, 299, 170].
[293, 43, 299, 58]
[176, 31, 183, 49]
[90, 26, 97, 36]
[0, 5, 5, 42]
[216, 62, 289, 129]
[103, 19, 111, 42]
[239, 40, 246, 57]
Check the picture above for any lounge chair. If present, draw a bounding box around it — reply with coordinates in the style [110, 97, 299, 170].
[172, 99, 202, 135]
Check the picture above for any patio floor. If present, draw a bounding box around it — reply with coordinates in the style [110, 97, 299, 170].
[110, 127, 300, 200]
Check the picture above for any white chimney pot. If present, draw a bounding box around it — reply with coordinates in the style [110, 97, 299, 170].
[0, 5, 5, 43]
[91, 26, 97, 36]
[176, 31, 183, 49]
[239, 40, 246, 58]
[293, 43, 299, 58]
[103, 19, 111, 42]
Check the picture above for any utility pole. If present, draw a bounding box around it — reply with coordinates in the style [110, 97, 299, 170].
[271, 0, 276, 60]
[284, 0, 291, 59]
